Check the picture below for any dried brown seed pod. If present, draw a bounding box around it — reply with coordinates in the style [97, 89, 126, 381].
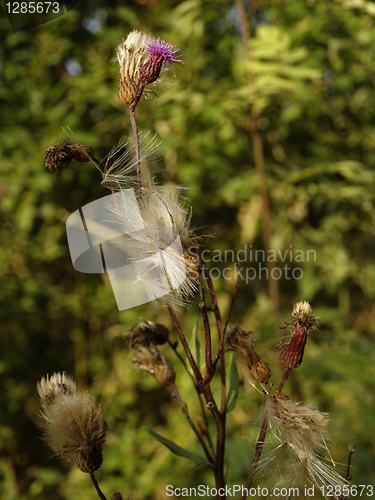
[133, 344, 176, 386]
[44, 142, 94, 171]
[226, 327, 271, 384]
[125, 321, 170, 348]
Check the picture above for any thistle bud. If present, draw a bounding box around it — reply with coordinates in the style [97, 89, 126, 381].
[44, 142, 94, 171]
[279, 301, 317, 370]
[226, 327, 271, 384]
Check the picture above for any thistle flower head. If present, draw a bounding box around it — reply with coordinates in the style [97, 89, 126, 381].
[279, 301, 317, 369]
[116, 31, 182, 107]
[139, 37, 182, 85]
[44, 142, 95, 171]
[37, 373, 107, 473]
[226, 327, 271, 384]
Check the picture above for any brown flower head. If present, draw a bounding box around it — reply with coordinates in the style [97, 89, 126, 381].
[44, 142, 95, 171]
[132, 344, 176, 387]
[226, 327, 271, 384]
[125, 321, 170, 349]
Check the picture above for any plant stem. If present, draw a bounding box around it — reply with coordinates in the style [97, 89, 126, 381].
[199, 281, 214, 378]
[171, 383, 215, 465]
[167, 305, 202, 385]
[241, 413, 268, 499]
[129, 104, 142, 198]
[277, 369, 290, 392]
[89, 472, 108, 500]
[215, 261, 242, 364]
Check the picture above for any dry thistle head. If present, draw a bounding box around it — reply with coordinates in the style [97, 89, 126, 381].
[259, 392, 347, 494]
[116, 30, 182, 107]
[44, 142, 94, 171]
[132, 344, 176, 386]
[125, 321, 170, 348]
[279, 301, 317, 369]
[263, 392, 329, 453]
[37, 374, 107, 473]
[226, 327, 271, 384]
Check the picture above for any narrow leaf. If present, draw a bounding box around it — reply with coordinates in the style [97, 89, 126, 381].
[145, 428, 211, 466]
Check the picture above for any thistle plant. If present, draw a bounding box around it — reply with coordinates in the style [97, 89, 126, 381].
[40, 30, 352, 500]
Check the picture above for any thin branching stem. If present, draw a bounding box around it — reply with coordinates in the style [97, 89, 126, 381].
[167, 305, 202, 385]
[199, 282, 214, 377]
[215, 261, 243, 364]
[171, 383, 215, 465]
[167, 338, 215, 455]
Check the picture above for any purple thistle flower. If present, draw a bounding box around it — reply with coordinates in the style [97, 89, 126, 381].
[139, 37, 182, 85]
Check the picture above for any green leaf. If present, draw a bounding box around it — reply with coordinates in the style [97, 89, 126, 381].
[226, 353, 239, 414]
[145, 428, 212, 466]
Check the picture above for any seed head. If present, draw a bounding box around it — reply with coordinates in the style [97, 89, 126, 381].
[44, 142, 94, 171]
[263, 392, 329, 453]
[37, 373, 106, 473]
[259, 393, 347, 495]
[226, 327, 271, 384]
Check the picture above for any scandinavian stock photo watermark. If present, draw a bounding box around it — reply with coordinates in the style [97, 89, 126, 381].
[187, 244, 317, 283]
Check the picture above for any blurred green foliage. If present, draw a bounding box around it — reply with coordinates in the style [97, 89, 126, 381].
[1, 0, 375, 498]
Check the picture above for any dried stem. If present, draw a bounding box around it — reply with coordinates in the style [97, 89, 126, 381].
[167, 338, 215, 456]
[199, 282, 214, 379]
[129, 104, 142, 197]
[167, 305, 202, 385]
[89, 472, 108, 500]
[171, 383, 215, 465]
